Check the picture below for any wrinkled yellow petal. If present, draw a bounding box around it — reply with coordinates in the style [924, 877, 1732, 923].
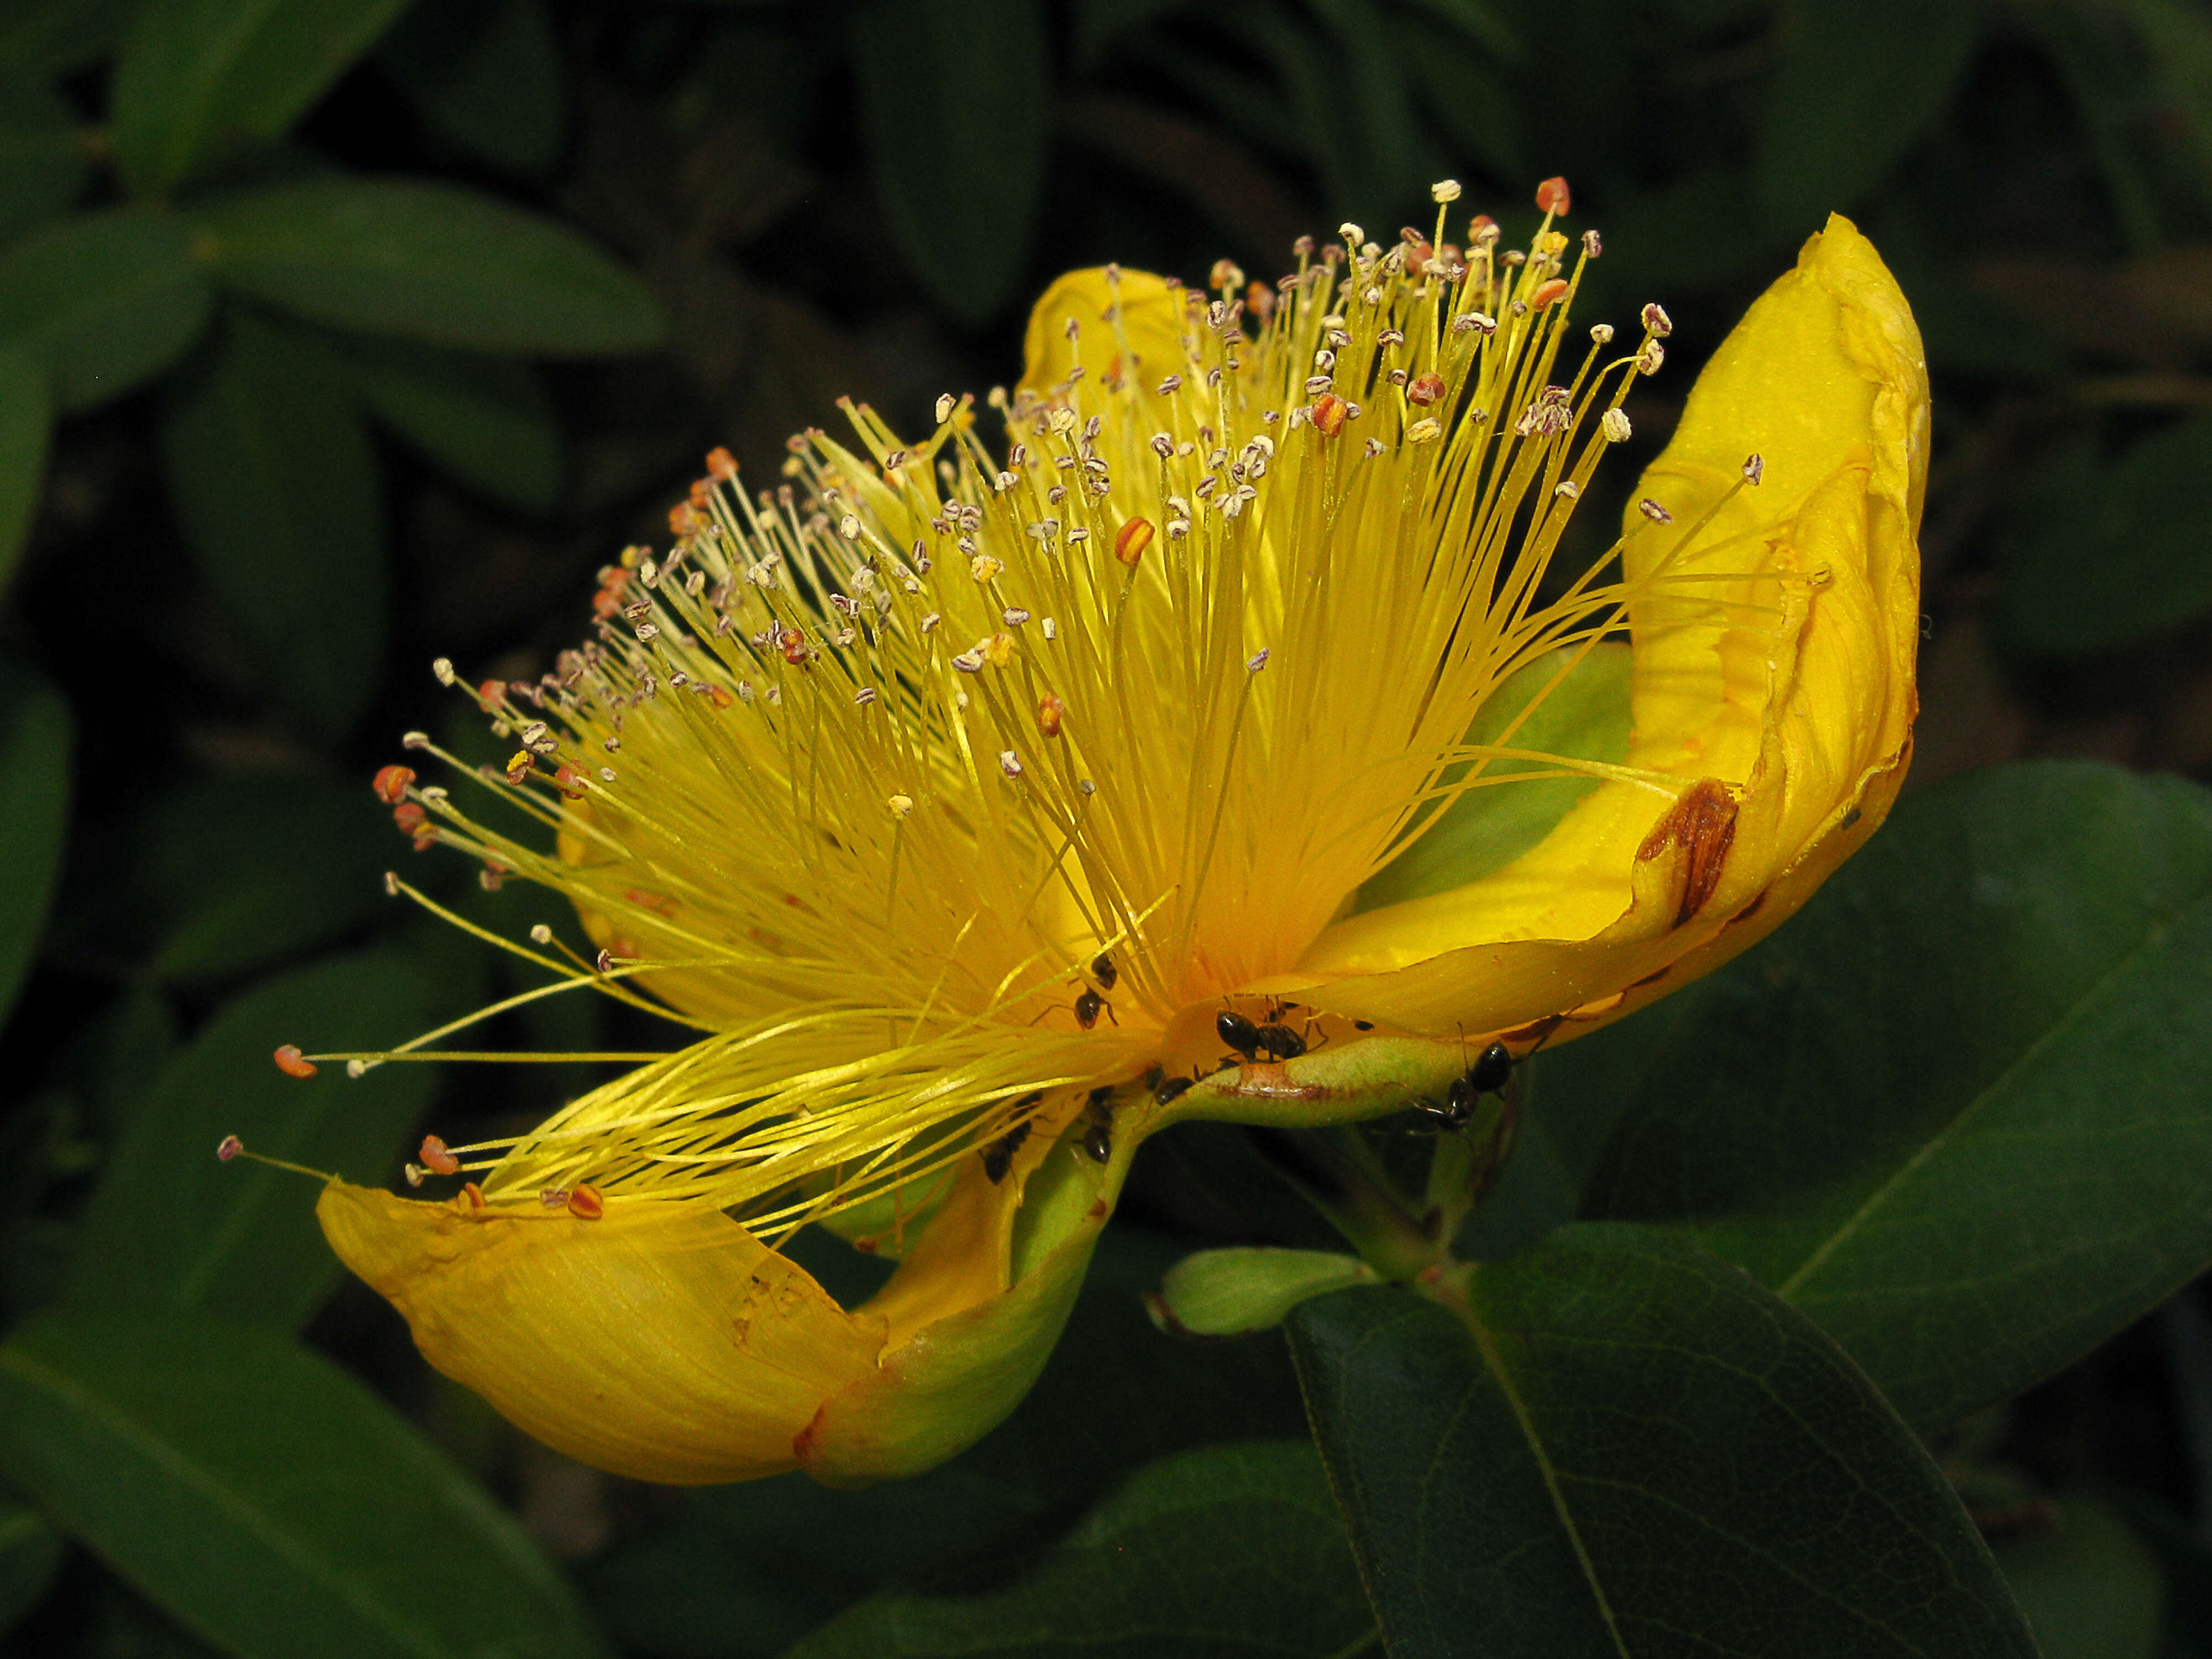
[1294, 215, 1923, 1038]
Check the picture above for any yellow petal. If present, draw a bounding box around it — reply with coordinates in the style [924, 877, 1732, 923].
[1293, 215, 1923, 1039]
[1018, 268, 1190, 412]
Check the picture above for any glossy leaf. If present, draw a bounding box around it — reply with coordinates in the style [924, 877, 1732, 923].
[65, 950, 439, 1332]
[1357, 642, 1631, 912]
[0, 346, 47, 594]
[0, 659, 69, 1030]
[1149, 1246, 1374, 1337]
[789, 1442, 1372, 1659]
[159, 309, 384, 738]
[377, 0, 566, 178]
[848, 0, 1049, 327]
[0, 207, 212, 413]
[0, 79, 88, 246]
[189, 178, 664, 354]
[1565, 760, 2212, 1431]
[0, 1310, 608, 1659]
[1287, 1226, 2036, 1659]
[337, 336, 560, 514]
[109, 0, 414, 194]
[1754, 0, 1980, 232]
[2000, 414, 2212, 653]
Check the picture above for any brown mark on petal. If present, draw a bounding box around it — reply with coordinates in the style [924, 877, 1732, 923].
[1229, 1061, 1329, 1101]
[1500, 1013, 1566, 1048]
[1629, 965, 1671, 989]
[1638, 779, 1739, 927]
[792, 1404, 829, 1465]
[1729, 891, 1767, 927]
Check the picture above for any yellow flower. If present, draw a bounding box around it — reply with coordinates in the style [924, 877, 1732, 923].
[317, 191, 1923, 1486]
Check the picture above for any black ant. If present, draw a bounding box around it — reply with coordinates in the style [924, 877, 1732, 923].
[1418, 1041, 1516, 1131]
[1216, 1003, 1310, 1063]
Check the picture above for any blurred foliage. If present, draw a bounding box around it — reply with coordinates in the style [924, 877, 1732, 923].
[0, 0, 2210, 1653]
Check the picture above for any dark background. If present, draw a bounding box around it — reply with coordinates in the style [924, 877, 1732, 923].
[3, 0, 2211, 1652]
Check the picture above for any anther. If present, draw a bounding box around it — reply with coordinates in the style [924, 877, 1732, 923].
[1583, 228, 1603, 257]
[1037, 692, 1065, 737]
[1639, 498, 1676, 523]
[540, 1187, 570, 1208]
[383, 871, 400, 897]
[274, 1045, 317, 1079]
[420, 1135, 461, 1176]
[530, 924, 554, 944]
[504, 752, 533, 785]
[1407, 419, 1442, 444]
[401, 731, 430, 750]
[372, 764, 415, 804]
[346, 1060, 368, 1079]
[1432, 178, 1462, 202]
[1743, 453, 1765, 486]
[595, 949, 614, 973]
[1531, 278, 1569, 311]
[1407, 371, 1446, 406]
[567, 1185, 605, 1220]
[1535, 176, 1572, 215]
[1000, 749, 1024, 779]
[1601, 409, 1632, 442]
[1114, 517, 1154, 567]
[1590, 323, 1614, 345]
[888, 794, 914, 819]
[432, 657, 457, 686]
[1311, 395, 1349, 436]
[1247, 648, 1270, 672]
[1641, 302, 1673, 337]
[217, 1134, 243, 1161]
[935, 393, 956, 424]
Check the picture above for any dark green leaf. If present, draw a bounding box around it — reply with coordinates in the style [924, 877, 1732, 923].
[131, 775, 395, 982]
[109, 0, 415, 194]
[0, 1309, 608, 1659]
[1149, 1246, 1374, 1336]
[1566, 760, 2212, 1431]
[0, 1488, 64, 1635]
[1357, 643, 1631, 912]
[2000, 415, 2212, 653]
[65, 950, 439, 1332]
[336, 335, 560, 514]
[1287, 1226, 2037, 1659]
[0, 345, 48, 596]
[159, 309, 384, 738]
[0, 0, 132, 80]
[1990, 1493, 2163, 1659]
[0, 207, 212, 413]
[0, 79, 89, 246]
[848, 0, 1049, 327]
[377, 0, 566, 178]
[788, 1442, 1373, 1659]
[1072, 0, 1191, 71]
[1754, 0, 1980, 233]
[190, 178, 665, 354]
[0, 659, 69, 1030]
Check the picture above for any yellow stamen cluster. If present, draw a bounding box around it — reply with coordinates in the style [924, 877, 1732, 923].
[366, 180, 1728, 1232]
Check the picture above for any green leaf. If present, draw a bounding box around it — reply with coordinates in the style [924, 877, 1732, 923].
[1148, 1246, 1374, 1337]
[788, 1442, 1373, 1659]
[0, 79, 90, 246]
[0, 1488, 64, 1635]
[1286, 1226, 2037, 1659]
[1990, 1493, 2163, 1659]
[1357, 643, 1631, 912]
[0, 207, 212, 413]
[1564, 760, 2212, 1431]
[336, 335, 560, 514]
[189, 178, 665, 354]
[132, 774, 396, 983]
[109, 0, 415, 194]
[377, 0, 566, 178]
[848, 0, 1049, 327]
[159, 309, 384, 738]
[0, 0, 132, 80]
[65, 950, 440, 1332]
[0, 1309, 608, 1659]
[2000, 415, 2212, 653]
[1754, 0, 1980, 233]
[0, 659, 69, 1030]
[0, 349, 49, 599]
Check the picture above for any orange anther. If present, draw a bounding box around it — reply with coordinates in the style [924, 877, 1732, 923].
[1407, 372, 1447, 406]
[688, 478, 712, 510]
[778, 627, 811, 666]
[706, 447, 738, 481]
[1530, 278, 1570, 311]
[419, 1135, 461, 1175]
[461, 1181, 485, 1208]
[1037, 692, 1065, 738]
[592, 587, 624, 619]
[1406, 239, 1434, 274]
[1245, 280, 1275, 321]
[392, 802, 427, 834]
[273, 1045, 317, 1079]
[567, 1183, 605, 1220]
[1535, 176, 1572, 215]
[669, 502, 698, 536]
[554, 764, 587, 801]
[1311, 394, 1349, 436]
[372, 764, 416, 804]
[1114, 517, 1154, 568]
[706, 685, 733, 709]
[477, 679, 507, 711]
[1469, 215, 1496, 238]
